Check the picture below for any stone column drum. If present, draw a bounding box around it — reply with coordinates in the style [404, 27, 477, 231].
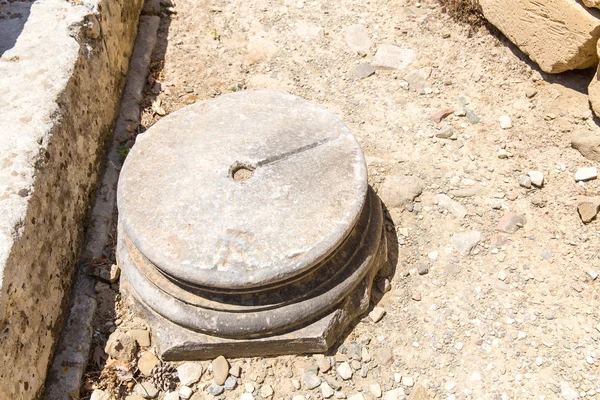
[117, 90, 388, 359]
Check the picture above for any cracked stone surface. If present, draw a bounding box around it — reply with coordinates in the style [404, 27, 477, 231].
[118, 90, 368, 289]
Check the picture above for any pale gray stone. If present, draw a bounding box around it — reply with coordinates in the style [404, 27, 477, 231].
[133, 382, 159, 399]
[372, 44, 416, 70]
[405, 67, 432, 92]
[345, 24, 371, 54]
[212, 356, 229, 385]
[433, 194, 467, 218]
[575, 167, 598, 181]
[303, 371, 321, 389]
[528, 170, 544, 187]
[378, 175, 423, 208]
[321, 382, 335, 398]
[451, 231, 482, 255]
[177, 362, 203, 386]
[355, 63, 375, 79]
[337, 362, 353, 380]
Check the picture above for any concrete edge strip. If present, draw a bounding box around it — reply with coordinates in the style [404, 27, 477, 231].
[44, 15, 161, 399]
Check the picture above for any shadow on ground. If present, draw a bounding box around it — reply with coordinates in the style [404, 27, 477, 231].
[0, 0, 35, 57]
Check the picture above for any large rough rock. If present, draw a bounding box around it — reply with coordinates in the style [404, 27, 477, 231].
[589, 42, 600, 118]
[0, 0, 144, 397]
[584, 0, 600, 9]
[572, 133, 600, 161]
[478, 0, 600, 73]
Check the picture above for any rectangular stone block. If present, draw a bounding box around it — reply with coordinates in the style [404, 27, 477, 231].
[479, 0, 600, 73]
[0, 0, 144, 397]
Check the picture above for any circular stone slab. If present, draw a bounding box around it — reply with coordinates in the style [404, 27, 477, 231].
[118, 91, 367, 290]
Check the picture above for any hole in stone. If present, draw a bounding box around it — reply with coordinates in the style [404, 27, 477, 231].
[230, 162, 255, 182]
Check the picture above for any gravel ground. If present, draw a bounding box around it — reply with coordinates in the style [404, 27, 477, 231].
[86, 0, 600, 399]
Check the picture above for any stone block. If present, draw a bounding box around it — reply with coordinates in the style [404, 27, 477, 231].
[0, 0, 144, 397]
[478, 0, 600, 73]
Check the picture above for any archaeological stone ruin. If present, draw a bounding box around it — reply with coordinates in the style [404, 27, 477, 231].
[2, 0, 600, 398]
[116, 90, 388, 359]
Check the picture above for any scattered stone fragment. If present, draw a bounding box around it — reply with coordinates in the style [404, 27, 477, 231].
[412, 292, 421, 301]
[497, 269, 507, 281]
[575, 167, 598, 181]
[177, 362, 203, 386]
[431, 108, 454, 123]
[229, 364, 241, 377]
[519, 176, 532, 189]
[375, 347, 393, 365]
[435, 126, 453, 139]
[578, 200, 600, 223]
[499, 115, 512, 129]
[372, 44, 416, 70]
[355, 63, 375, 79]
[110, 263, 121, 283]
[334, 391, 347, 399]
[401, 376, 414, 387]
[360, 365, 369, 378]
[405, 67, 432, 92]
[470, 372, 482, 381]
[348, 393, 366, 400]
[433, 194, 467, 218]
[369, 307, 386, 323]
[345, 24, 371, 55]
[417, 263, 428, 275]
[105, 330, 137, 362]
[497, 212, 526, 233]
[128, 329, 151, 347]
[260, 384, 274, 398]
[90, 389, 110, 400]
[208, 384, 224, 396]
[444, 381, 457, 394]
[337, 362, 353, 380]
[561, 382, 579, 400]
[321, 382, 335, 398]
[525, 88, 538, 98]
[361, 347, 371, 363]
[378, 175, 423, 208]
[572, 133, 600, 161]
[137, 351, 160, 376]
[224, 376, 237, 390]
[498, 149, 511, 159]
[212, 356, 229, 385]
[369, 383, 382, 398]
[133, 382, 159, 399]
[450, 231, 482, 255]
[295, 23, 324, 42]
[407, 385, 428, 400]
[317, 357, 331, 373]
[528, 170, 544, 187]
[588, 270, 599, 280]
[541, 248, 553, 260]
[465, 108, 480, 124]
[179, 386, 193, 400]
[303, 371, 321, 389]
[377, 278, 391, 293]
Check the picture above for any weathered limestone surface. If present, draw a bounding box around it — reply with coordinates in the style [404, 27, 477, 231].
[0, 0, 144, 397]
[117, 91, 388, 358]
[589, 40, 600, 118]
[478, 0, 600, 73]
